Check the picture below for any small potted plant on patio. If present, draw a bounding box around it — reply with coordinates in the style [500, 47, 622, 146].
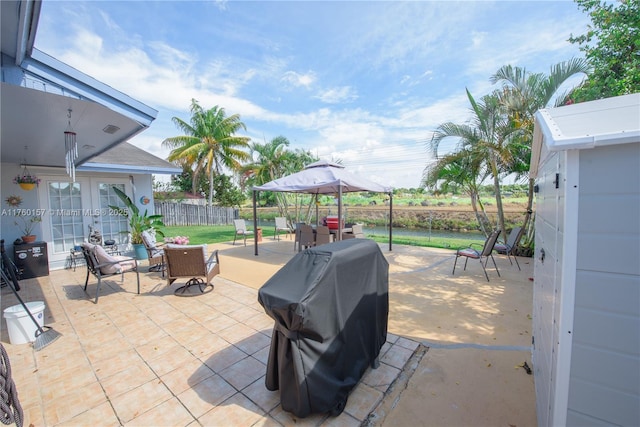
[110, 186, 165, 259]
[15, 212, 43, 243]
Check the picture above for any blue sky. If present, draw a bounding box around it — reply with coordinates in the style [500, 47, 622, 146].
[36, 1, 589, 189]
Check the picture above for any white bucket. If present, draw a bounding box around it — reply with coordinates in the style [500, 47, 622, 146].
[3, 301, 45, 345]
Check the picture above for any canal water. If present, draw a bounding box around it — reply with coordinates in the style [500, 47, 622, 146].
[256, 220, 485, 242]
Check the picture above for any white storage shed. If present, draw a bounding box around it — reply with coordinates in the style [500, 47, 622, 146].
[529, 93, 640, 426]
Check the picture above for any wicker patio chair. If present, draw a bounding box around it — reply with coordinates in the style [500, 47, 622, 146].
[315, 225, 333, 245]
[164, 245, 220, 296]
[141, 230, 165, 275]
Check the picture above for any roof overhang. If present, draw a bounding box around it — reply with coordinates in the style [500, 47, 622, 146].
[1, 0, 158, 170]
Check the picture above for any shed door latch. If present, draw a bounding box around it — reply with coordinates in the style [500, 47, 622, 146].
[553, 173, 560, 189]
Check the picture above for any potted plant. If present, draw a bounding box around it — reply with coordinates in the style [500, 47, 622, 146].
[109, 186, 165, 259]
[15, 212, 42, 243]
[13, 171, 41, 191]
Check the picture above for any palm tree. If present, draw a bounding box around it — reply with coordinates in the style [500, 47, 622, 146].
[422, 149, 492, 236]
[163, 99, 251, 205]
[490, 59, 590, 251]
[242, 138, 318, 224]
[430, 89, 516, 240]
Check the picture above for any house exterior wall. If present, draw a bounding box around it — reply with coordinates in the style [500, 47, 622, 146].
[1, 163, 156, 270]
[567, 142, 640, 426]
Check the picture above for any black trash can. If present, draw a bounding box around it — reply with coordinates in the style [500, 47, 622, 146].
[258, 238, 389, 417]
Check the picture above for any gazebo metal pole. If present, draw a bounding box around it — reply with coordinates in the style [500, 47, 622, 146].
[389, 191, 393, 251]
[337, 186, 342, 241]
[315, 193, 319, 226]
[253, 190, 259, 256]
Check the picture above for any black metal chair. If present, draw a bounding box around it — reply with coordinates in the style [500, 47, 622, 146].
[452, 230, 501, 281]
[81, 243, 140, 303]
[494, 227, 522, 270]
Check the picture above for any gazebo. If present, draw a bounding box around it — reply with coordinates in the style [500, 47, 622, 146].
[251, 160, 394, 255]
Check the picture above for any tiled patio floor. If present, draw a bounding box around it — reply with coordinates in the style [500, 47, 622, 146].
[1, 263, 420, 426]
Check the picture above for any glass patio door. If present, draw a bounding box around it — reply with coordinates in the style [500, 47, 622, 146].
[47, 180, 89, 254]
[95, 182, 129, 246]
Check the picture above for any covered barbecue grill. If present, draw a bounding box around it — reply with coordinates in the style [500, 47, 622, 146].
[258, 238, 389, 417]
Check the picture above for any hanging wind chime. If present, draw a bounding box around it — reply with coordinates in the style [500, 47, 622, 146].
[64, 108, 78, 181]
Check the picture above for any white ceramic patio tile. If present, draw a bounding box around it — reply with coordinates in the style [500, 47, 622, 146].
[109, 379, 173, 423]
[177, 374, 236, 419]
[160, 357, 215, 395]
[361, 363, 401, 392]
[217, 322, 256, 344]
[55, 401, 120, 427]
[125, 397, 194, 427]
[185, 333, 230, 360]
[233, 331, 271, 355]
[197, 392, 265, 427]
[202, 343, 249, 374]
[380, 344, 414, 370]
[134, 334, 181, 360]
[269, 405, 328, 426]
[219, 356, 267, 391]
[100, 360, 158, 398]
[321, 411, 362, 427]
[42, 381, 108, 425]
[343, 382, 384, 421]
[252, 345, 271, 365]
[242, 376, 281, 413]
[146, 344, 199, 377]
[395, 336, 420, 351]
[91, 347, 145, 380]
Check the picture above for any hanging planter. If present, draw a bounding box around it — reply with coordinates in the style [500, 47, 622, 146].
[14, 165, 40, 191]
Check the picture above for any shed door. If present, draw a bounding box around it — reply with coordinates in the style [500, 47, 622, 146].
[532, 150, 565, 426]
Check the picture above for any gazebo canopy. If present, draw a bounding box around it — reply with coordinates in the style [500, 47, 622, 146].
[253, 160, 392, 194]
[251, 160, 394, 255]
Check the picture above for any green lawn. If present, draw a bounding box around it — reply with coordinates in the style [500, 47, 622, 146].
[163, 225, 474, 251]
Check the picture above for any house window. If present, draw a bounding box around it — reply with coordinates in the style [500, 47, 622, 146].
[48, 182, 84, 253]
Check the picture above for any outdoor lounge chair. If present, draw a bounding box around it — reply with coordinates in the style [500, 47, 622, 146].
[494, 226, 522, 270]
[141, 230, 165, 275]
[81, 242, 140, 303]
[233, 219, 254, 246]
[452, 230, 501, 282]
[274, 217, 292, 240]
[164, 244, 220, 296]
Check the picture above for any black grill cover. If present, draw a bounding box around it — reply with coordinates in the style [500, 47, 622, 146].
[258, 238, 389, 417]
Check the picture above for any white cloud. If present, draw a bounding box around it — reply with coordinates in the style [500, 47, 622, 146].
[281, 71, 316, 89]
[315, 86, 358, 104]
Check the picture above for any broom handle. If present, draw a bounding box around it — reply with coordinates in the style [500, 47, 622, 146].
[0, 269, 46, 335]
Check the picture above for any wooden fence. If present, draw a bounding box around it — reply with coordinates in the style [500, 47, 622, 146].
[154, 202, 237, 226]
